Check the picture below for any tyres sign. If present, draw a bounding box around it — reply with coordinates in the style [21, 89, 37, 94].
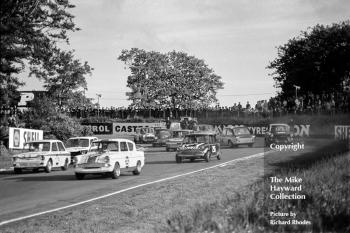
[8, 127, 43, 149]
[334, 125, 350, 140]
[82, 123, 113, 135]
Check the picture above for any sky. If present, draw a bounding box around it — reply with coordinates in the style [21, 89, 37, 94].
[20, 0, 350, 107]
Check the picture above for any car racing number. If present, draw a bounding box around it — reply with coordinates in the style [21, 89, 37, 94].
[125, 156, 130, 167]
[211, 145, 216, 153]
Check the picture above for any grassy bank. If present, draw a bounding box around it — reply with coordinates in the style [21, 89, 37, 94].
[164, 153, 350, 233]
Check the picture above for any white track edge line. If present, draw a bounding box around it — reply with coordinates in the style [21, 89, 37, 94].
[0, 150, 269, 226]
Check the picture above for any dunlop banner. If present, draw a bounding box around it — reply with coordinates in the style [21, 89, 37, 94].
[9, 127, 43, 149]
[212, 124, 311, 137]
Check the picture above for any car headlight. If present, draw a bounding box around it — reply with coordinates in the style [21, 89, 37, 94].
[12, 157, 17, 162]
[198, 145, 206, 150]
[104, 156, 110, 163]
[41, 155, 45, 160]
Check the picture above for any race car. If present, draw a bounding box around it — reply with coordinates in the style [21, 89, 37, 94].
[165, 129, 193, 151]
[74, 139, 144, 180]
[175, 132, 221, 163]
[12, 140, 70, 173]
[133, 127, 156, 144]
[152, 128, 172, 147]
[66, 136, 98, 164]
[265, 123, 294, 146]
[219, 126, 255, 148]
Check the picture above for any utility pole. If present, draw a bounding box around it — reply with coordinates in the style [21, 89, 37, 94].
[293, 85, 300, 99]
[96, 94, 101, 117]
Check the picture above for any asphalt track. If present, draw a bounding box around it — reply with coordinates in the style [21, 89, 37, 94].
[0, 140, 266, 224]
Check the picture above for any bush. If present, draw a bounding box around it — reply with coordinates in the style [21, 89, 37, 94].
[22, 97, 92, 142]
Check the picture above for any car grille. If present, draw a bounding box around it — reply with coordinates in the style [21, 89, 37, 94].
[87, 156, 97, 164]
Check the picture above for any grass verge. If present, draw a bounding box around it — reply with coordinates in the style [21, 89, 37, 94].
[164, 153, 350, 233]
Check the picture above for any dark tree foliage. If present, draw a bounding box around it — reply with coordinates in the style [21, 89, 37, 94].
[29, 47, 93, 109]
[118, 48, 224, 109]
[268, 21, 350, 98]
[0, 0, 78, 106]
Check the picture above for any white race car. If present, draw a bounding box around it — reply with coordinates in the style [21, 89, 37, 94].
[66, 136, 98, 164]
[13, 140, 70, 173]
[74, 139, 145, 180]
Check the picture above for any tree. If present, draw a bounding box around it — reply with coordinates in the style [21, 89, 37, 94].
[118, 48, 224, 109]
[268, 21, 350, 98]
[0, 0, 78, 106]
[29, 47, 93, 110]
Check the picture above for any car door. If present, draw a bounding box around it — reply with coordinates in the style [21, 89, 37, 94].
[127, 142, 137, 168]
[119, 141, 130, 168]
[51, 142, 60, 167]
[57, 141, 69, 164]
[209, 135, 218, 156]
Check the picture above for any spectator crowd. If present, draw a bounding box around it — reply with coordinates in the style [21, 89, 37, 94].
[1, 92, 349, 120]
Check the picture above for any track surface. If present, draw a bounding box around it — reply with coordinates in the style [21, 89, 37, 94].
[0, 141, 265, 223]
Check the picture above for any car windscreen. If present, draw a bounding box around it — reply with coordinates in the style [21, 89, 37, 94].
[233, 127, 251, 135]
[157, 131, 171, 139]
[24, 142, 51, 152]
[95, 141, 119, 152]
[184, 135, 209, 143]
[66, 139, 90, 148]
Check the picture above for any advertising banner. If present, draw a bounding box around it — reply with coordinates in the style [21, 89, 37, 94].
[334, 125, 350, 140]
[211, 124, 311, 137]
[112, 122, 166, 135]
[82, 123, 113, 135]
[8, 127, 43, 149]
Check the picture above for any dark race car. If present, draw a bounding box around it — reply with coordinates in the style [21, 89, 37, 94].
[265, 123, 293, 147]
[152, 129, 172, 147]
[176, 132, 221, 163]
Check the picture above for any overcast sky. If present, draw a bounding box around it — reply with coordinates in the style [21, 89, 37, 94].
[20, 0, 350, 107]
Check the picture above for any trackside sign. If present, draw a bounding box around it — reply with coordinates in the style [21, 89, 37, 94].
[113, 122, 166, 134]
[83, 122, 166, 135]
[334, 125, 350, 140]
[82, 123, 113, 135]
[8, 127, 43, 149]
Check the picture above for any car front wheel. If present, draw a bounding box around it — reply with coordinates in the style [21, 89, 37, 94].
[45, 160, 52, 173]
[204, 151, 211, 162]
[111, 162, 121, 179]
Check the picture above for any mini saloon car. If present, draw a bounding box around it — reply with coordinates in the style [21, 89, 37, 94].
[176, 132, 221, 163]
[12, 140, 70, 173]
[152, 129, 172, 147]
[74, 139, 145, 180]
[219, 126, 255, 148]
[66, 136, 98, 164]
[133, 127, 156, 144]
[165, 129, 193, 151]
[265, 123, 293, 146]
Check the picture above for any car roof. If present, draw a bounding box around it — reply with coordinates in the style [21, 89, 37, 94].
[25, 140, 62, 143]
[93, 138, 134, 143]
[68, 136, 98, 140]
